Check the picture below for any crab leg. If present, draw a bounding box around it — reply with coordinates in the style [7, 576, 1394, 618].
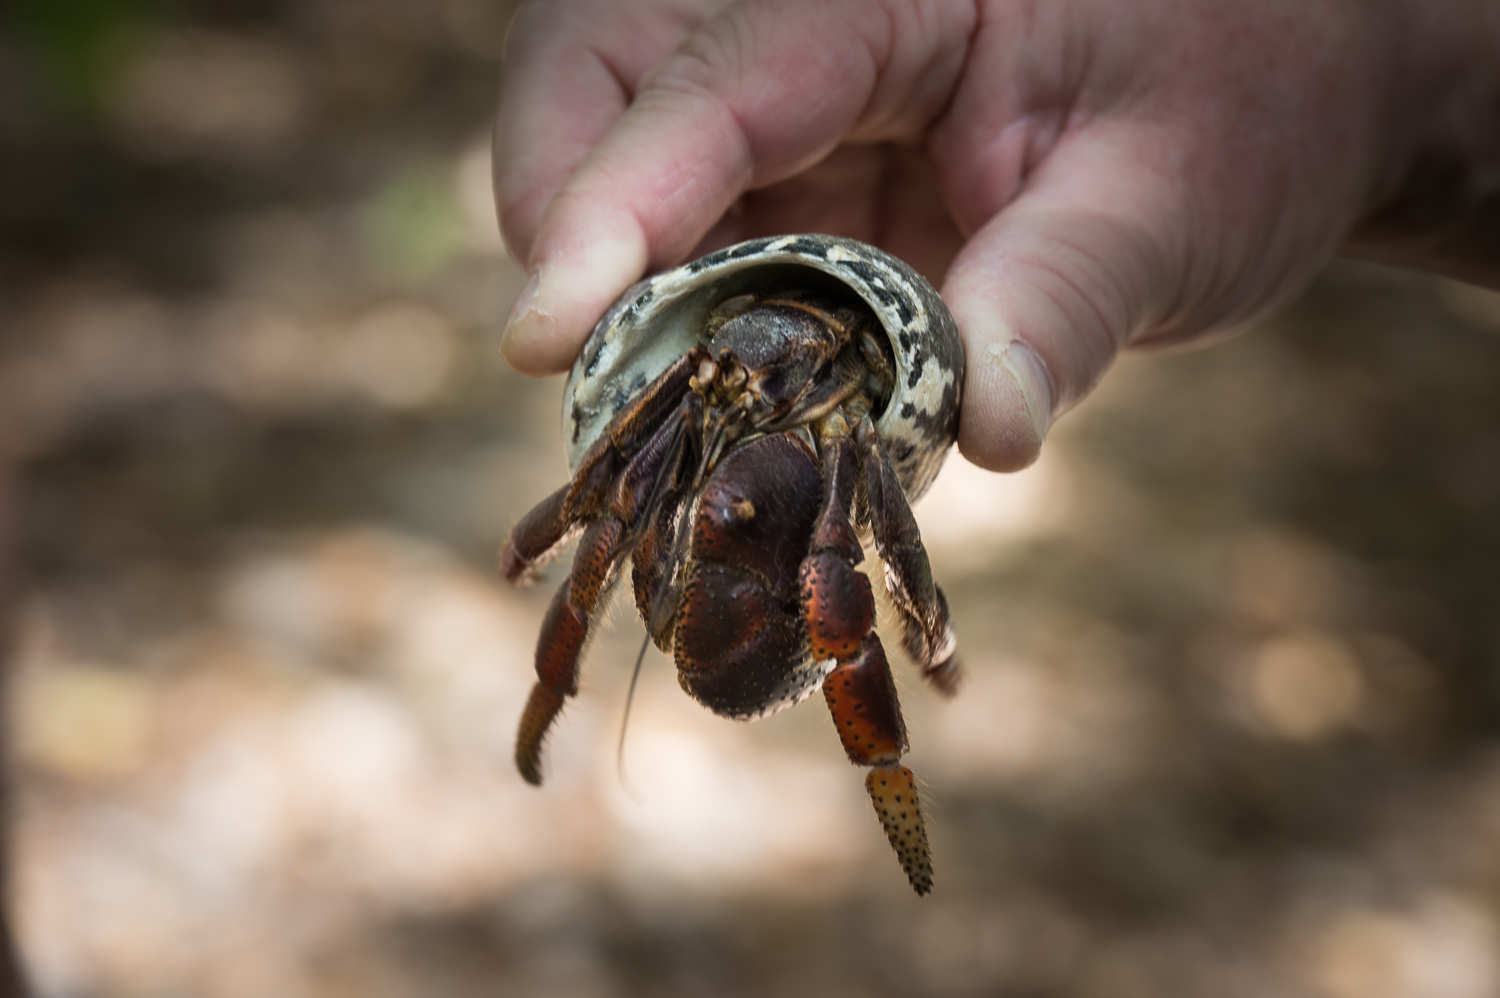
[514, 397, 698, 785]
[855, 416, 961, 695]
[502, 349, 706, 586]
[631, 393, 703, 649]
[501, 484, 575, 585]
[756, 343, 872, 436]
[800, 425, 873, 663]
[515, 517, 622, 784]
[801, 418, 932, 895]
[563, 347, 707, 522]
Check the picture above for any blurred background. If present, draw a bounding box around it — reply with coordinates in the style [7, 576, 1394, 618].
[4, 2, 1500, 996]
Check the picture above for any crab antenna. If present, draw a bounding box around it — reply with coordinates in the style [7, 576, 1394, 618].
[611, 400, 701, 803]
[692, 401, 750, 488]
[615, 631, 651, 802]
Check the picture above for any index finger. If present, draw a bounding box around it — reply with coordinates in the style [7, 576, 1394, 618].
[500, 0, 976, 375]
[494, 0, 721, 261]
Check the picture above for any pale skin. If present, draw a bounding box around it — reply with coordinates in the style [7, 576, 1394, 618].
[494, 0, 1500, 472]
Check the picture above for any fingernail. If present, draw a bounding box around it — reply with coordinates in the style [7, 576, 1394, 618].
[500, 269, 541, 352]
[502, 224, 646, 372]
[992, 338, 1054, 444]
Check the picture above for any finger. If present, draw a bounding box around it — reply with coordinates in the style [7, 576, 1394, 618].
[942, 124, 1189, 472]
[501, 0, 976, 375]
[494, 0, 722, 261]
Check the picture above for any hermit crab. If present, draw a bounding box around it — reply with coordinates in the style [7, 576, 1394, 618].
[501, 234, 964, 894]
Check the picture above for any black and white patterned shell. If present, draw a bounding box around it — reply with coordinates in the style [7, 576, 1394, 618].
[562, 234, 965, 501]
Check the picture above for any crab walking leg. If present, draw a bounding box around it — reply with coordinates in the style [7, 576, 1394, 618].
[503, 350, 706, 585]
[501, 483, 575, 585]
[563, 346, 708, 522]
[630, 484, 687, 646]
[631, 393, 704, 649]
[514, 398, 698, 785]
[823, 634, 933, 895]
[515, 516, 624, 784]
[799, 423, 872, 663]
[855, 417, 961, 695]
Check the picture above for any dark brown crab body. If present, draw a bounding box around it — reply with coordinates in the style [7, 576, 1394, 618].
[501, 235, 963, 894]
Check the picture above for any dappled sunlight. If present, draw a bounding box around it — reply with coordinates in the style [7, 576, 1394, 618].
[605, 724, 870, 896]
[7, 528, 910, 993]
[914, 450, 1072, 567]
[340, 302, 458, 409]
[1302, 895, 1500, 998]
[924, 644, 1155, 791]
[1241, 631, 1365, 742]
[109, 31, 311, 164]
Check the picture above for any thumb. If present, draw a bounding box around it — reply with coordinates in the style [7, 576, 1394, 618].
[944, 132, 1192, 472]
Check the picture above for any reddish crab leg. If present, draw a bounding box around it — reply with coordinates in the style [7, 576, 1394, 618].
[800, 432, 872, 663]
[514, 396, 698, 785]
[501, 483, 573, 585]
[801, 422, 933, 894]
[856, 417, 961, 695]
[503, 349, 706, 588]
[515, 515, 625, 785]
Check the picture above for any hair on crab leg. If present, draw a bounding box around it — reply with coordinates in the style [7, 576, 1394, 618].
[642, 479, 699, 645]
[501, 483, 581, 586]
[515, 395, 699, 786]
[854, 414, 961, 695]
[629, 397, 701, 643]
[563, 347, 708, 523]
[514, 517, 624, 785]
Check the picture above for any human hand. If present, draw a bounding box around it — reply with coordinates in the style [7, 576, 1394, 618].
[494, 0, 1500, 470]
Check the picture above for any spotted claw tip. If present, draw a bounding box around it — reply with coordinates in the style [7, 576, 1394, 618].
[865, 764, 932, 895]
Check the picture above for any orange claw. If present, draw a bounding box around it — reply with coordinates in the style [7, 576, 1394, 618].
[866, 765, 933, 895]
